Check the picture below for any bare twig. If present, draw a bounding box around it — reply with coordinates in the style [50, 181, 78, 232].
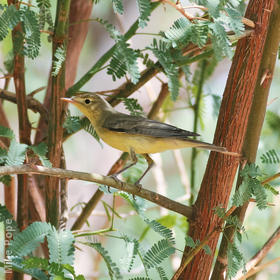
[233, 225, 280, 280]
[0, 164, 193, 218]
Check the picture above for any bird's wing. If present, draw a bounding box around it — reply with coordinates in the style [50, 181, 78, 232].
[102, 113, 200, 138]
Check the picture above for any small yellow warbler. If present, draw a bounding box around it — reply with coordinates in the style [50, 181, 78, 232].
[62, 93, 234, 184]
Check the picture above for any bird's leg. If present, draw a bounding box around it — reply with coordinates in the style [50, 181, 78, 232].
[109, 148, 138, 187]
[134, 153, 154, 188]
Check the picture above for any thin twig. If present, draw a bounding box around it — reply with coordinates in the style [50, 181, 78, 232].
[0, 164, 193, 218]
[233, 226, 280, 280]
[172, 206, 236, 280]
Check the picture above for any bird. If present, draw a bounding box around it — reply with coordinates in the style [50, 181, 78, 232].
[61, 93, 236, 185]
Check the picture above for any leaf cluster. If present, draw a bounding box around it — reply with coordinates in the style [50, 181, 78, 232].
[0, 125, 51, 185]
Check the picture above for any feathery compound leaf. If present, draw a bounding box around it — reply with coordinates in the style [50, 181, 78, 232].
[122, 235, 139, 272]
[143, 239, 175, 269]
[164, 18, 208, 48]
[112, 0, 124, 14]
[0, 175, 12, 186]
[185, 235, 196, 248]
[136, 0, 151, 28]
[30, 142, 52, 167]
[80, 117, 101, 144]
[0, 147, 7, 164]
[0, 204, 18, 231]
[9, 222, 53, 256]
[150, 40, 179, 100]
[96, 18, 140, 84]
[21, 8, 41, 59]
[36, 0, 53, 31]
[0, 125, 15, 139]
[156, 266, 168, 280]
[227, 243, 245, 279]
[144, 218, 175, 245]
[6, 139, 28, 166]
[63, 115, 82, 134]
[209, 21, 232, 60]
[232, 179, 251, 207]
[224, 7, 244, 35]
[47, 228, 75, 265]
[0, 5, 21, 40]
[87, 242, 122, 280]
[52, 46, 66, 76]
[260, 149, 280, 164]
[119, 97, 144, 116]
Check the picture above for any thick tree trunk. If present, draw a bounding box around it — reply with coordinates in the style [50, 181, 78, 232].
[180, 1, 275, 279]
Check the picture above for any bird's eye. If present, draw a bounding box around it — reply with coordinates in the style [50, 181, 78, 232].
[84, 99, 91, 104]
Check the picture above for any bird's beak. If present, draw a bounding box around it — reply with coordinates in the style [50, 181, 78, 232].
[61, 97, 74, 104]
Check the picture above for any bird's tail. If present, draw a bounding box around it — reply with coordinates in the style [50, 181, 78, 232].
[187, 139, 240, 157]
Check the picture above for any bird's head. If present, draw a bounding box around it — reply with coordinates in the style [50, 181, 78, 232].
[62, 93, 113, 124]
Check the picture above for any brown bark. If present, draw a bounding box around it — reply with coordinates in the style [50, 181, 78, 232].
[180, 1, 275, 279]
[211, 2, 280, 278]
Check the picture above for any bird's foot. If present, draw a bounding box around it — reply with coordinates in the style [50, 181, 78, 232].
[109, 174, 124, 189]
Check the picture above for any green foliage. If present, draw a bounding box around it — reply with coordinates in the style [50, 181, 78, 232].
[0, 5, 21, 40]
[163, 18, 208, 48]
[30, 142, 52, 167]
[0, 204, 18, 231]
[232, 164, 269, 210]
[143, 218, 175, 245]
[112, 0, 124, 14]
[143, 239, 175, 268]
[117, 191, 146, 215]
[86, 242, 122, 280]
[36, 0, 53, 31]
[21, 8, 41, 58]
[266, 111, 280, 134]
[63, 115, 82, 134]
[260, 149, 280, 164]
[47, 228, 75, 265]
[6, 139, 28, 166]
[8, 222, 53, 256]
[80, 117, 101, 143]
[52, 46, 66, 76]
[119, 97, 144, 116]
[122, 235, 140, 272]
[149, 39, 180, 100]
[227, 243, 245, 279]
[136, 0, 151, 28]
[96, 19, 140, 84]
[185, 235, 212, 255]
[156, 266, 168, 280]
[0, 125, 15, 139]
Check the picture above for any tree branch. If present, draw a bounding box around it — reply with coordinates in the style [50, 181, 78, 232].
[233, 225, 280, 280]
[0, 164, 193, 218]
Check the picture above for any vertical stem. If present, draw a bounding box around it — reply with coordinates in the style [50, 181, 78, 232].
[9, 0, 31, 233]
[46, 0, 71, 227]
[190, 60, 207, 204]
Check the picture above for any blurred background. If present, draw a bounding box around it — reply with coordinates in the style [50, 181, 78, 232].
[0, 0, 280, 279]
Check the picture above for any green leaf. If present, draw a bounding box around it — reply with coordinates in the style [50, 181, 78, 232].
[203, 245, 212, 255]
[119, 97, 144, 116]
[0, 147, 7, 164]
[6, 139, 28, 166]
[0, 125, 15, 139]
[52, 46, 66, 76]
[156, 266, 168, 280]
[20, 8, 41, 58]
[143, 239, 175, 268]
[80, 117, 101, 144]
[47, 228, 75, 265]
[30, 142, 52, 168]
[63, 116, 82, 134]
[144, 218, 175, 245]
[9, 222, 53, 256]
[185, 235, 196, 248]
[112, 0, 124, 14]
[260, 149, 280, 164]
[86, 242, 122, 280]
[136, 0, 151, 28]
[122, 235, 139, 272]
[0, 175, 12, 186]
